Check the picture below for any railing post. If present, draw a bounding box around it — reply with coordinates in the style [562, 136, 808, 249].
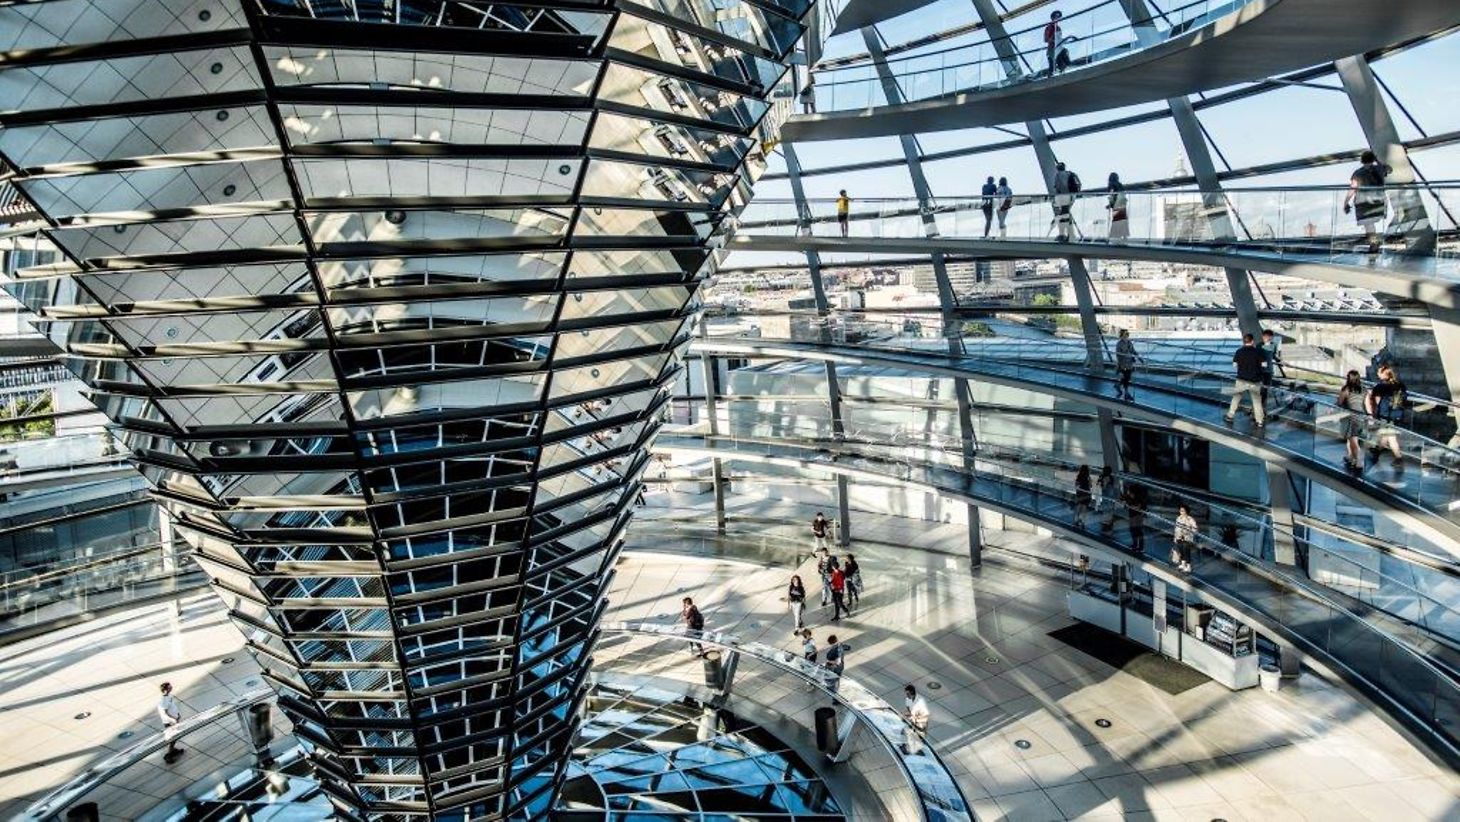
[829, 711, 861, 763]
[712, 649, 739, 704]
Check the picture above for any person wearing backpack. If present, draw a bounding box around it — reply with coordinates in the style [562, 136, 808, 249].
[1044, 11, 1064, 77]
[1365, 364, 1407, 471]
[1052, 162, 1081, 241]
[1343, 150, 1393, 254]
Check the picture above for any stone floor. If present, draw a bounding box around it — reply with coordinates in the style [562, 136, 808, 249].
[608, 528, 1460, 821]
[0, 593, 267, 818]
[1, 516, 1457, 820]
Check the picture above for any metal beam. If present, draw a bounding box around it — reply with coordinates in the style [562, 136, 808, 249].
[864, 25, 983, 565]
[784, 142, 852, 542]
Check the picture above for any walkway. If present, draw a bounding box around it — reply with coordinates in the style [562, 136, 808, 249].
[652, 431, 1460, 763]
[1, 535, 1457, 820]
[729, 233, 1460, 311]
[610, 535, 1460, 820]
[690, 337, 1460, 554]
[789, 0, 1460, 138]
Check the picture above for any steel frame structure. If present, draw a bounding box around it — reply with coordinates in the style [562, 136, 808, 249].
[0, 0, 810, 818]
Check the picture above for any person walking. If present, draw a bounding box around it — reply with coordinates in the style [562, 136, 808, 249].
[800, 628, 819, 689]
[1114, 328, 1141, 400]
[1365, 364, 1407, 471]
[1337, 369, 1366, 472]
[1125, 485, 1147, 556]
[843, 553, 862, 609]
[1343, 150, 1392, 254]
[1173, 504, 1198, 573]
[158, 682, 184, 763]
[1106, 172, 1129, 240]
[1096, 465, 1118, 532]
[1052, 162, 1081, 241]
[829, 562, 849, 621]
[836, 190, 851, 237]
[1259, 328, 1283, 406]
[1073, 464, 1093, 529]
[1224, 333, 1266, 429]
[996, 176, 1014, 237]
[787, 574, 807, 632]
[680, 596, 705, 656]
[811, 512, 830, 549]
[981, 176, 998, 237]
[903, 684, 931, 755]
[823, 635, 846, 694]
[816, 548, 835, 607]
[1043, 11, 1064, 77]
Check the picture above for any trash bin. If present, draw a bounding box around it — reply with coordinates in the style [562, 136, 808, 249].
[1259, 663, 1281, 693]
[65, 803, 99, 822]
[701, 650, 724, 689]
[814, 706, 837, 753]
[245, 703, 274, 750]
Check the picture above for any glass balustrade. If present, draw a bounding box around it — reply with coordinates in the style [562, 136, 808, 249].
[688, 329, 1460, 539]
[655, 423, 1460, 758]
[811, 0, 1248, 111]
[0, 542, 202, 637]
[660, 416, 1460, 662]
[736, 186, 1460, 270]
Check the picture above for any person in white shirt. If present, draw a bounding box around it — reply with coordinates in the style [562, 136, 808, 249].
[157, 682, 184, 762]
[1173, 504, 1199, 573]
[903, 684, 930, 754]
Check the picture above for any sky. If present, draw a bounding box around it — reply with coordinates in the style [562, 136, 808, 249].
[723, 0, 1460, 269]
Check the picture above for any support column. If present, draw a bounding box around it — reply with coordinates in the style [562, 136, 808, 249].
[968, 0, 1122, 476]
[785, 142, 852, 542]
[1334, 55, 1460, 411]
[1334, 55, 1435, 252]
[864, 26, 982, 564]
[158, 508, 182, 618]
[1116, 0, 1302, 542]
[697, 323, 728, 534]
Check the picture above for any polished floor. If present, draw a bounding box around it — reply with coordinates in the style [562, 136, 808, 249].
[1, 517, 1457, 820]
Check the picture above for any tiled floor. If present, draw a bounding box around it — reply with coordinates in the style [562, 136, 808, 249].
[2, 519, 1456, 821]
[0, 594, 267, 818]
[606, 534, 1460, 821]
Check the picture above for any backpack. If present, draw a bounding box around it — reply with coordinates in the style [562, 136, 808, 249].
[1044, 22, 1057, 45]
[1068, 172, 1082, 193]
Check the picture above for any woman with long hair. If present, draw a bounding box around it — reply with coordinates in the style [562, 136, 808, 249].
[787, 574, 807, 632]
[1106, 172, 1129, 241]
[1074, 464, 1093, 529]
[1337, 369, 1365, 471]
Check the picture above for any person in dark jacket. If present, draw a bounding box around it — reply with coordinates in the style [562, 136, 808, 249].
[680, 597, 705, 656]
[843, 554, 862, 608]
[1343, 150, 1392, 254]
[981, 176, 998, 237]
[1114, 329, 1142, 400]
[1224, 333, 1267, 428]
[787, 574, 807, 632]
[1073, 464, 1093, 529]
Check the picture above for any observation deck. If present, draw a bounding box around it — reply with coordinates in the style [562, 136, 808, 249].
[788, 0, 1460, 139]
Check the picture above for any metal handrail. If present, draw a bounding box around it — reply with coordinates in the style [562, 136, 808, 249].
[18, 688, 275, 821]
[0, 541, 179, 592]
[601, 622, 971, 822]
[654, 432, 1460, 762]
